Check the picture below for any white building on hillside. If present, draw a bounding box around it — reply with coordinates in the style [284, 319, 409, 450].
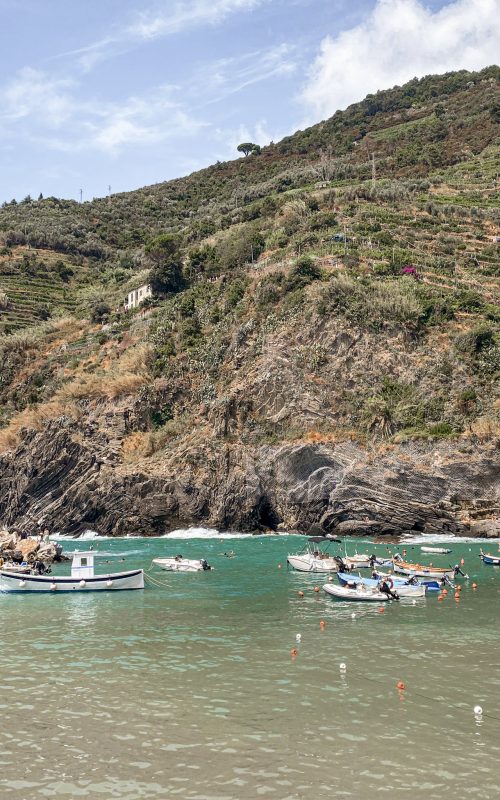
[125, 283, 152, 310]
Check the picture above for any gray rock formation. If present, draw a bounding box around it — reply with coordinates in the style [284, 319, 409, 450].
[0, 418, 498, 537]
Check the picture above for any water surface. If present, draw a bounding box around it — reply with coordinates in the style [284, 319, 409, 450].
[1, 534, 499, 799]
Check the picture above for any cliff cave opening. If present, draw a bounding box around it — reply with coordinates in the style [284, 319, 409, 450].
[255, 497, 281, 531]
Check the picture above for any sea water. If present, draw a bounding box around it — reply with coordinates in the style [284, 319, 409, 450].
[0, 533, 499, 799]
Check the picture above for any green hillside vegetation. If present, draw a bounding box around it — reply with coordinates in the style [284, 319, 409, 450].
[0, 66, 498, 451]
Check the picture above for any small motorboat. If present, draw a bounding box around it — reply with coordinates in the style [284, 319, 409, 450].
[0, 551, 144, 593]
[323, 582, 391, 602]
[421, 546, 452, 554]
[287, 542, 342, 573]
[392, 559, 459, 580]
[152, 556, 212, 572]
[336, 573, 425, 598]
[480, 550, 500, 566]
[343, 553, 373, 569]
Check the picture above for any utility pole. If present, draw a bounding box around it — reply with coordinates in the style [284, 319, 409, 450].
[79, 189, 83, 204]
[108, 185, 112, 204]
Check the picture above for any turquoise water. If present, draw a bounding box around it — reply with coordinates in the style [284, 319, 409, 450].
[1, 534, 500, 799]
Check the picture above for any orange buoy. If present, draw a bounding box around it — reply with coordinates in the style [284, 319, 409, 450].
[442, 588, 448, 595]
[457, 584, 462, 592]
[472, 582, 478, 589]
[314, 586, 320, 593]
[298, 591, 304, 598]
[328, 575, 333, 582]
[291, 648, 298, 657]
[319, 619, 326, 630]
[460, 558, 465, 566]
[378, 607, 385, 613]
[397, 681, 406, 691]
[438, 594, 444, 601]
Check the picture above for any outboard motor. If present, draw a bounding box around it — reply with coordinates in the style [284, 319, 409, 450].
[201, 559, 211, 571]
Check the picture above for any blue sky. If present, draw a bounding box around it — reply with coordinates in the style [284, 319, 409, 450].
[0, 0, 498, 202]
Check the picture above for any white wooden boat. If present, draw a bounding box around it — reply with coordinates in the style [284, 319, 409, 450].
[392, 559, 457, 580]
[323, 583, 390, 602]
[421, 546, 452, 554]
[152, 556, 212, 572]
[0, 551, 143, 593]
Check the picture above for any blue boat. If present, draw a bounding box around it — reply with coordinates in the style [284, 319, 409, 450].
[480, 550, 500, 565]
[336, 572, 441, 592]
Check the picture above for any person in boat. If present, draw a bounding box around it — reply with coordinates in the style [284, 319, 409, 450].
[407, 575, 419, 585]
[378, 579, 399, 600]
[454, 564, 467, 577]
[369, 555, 377, 568]
[393, 552, 402, 561]
[371, 569, 381, 580]
[200, 559, 212, 571]
[175, 554, 183, 561]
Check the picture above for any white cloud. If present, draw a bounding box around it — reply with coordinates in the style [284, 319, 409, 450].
[300, 0, 500, 120]
[193, 44, 297, 105]
[0, 69, 207, 154]
[57, 0, 271, 72]
[130, 0, 269, 39]
[3, 67, 74, 126]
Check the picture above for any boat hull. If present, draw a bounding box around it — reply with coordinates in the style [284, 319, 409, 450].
[480, 552, 500, 565]
[0, 569, 144, 592]
[393, 561, 455, 580]
[337, 573, 427, 596]
[421, 547, 452, 554]
[287, 555, 339, 573]
[152, 558, 210, 572]
[323, 583, 389, 602]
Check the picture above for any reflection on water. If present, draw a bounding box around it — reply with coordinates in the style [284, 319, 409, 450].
[1, 536, 500, 798]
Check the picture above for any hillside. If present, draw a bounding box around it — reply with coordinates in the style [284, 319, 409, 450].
[0, 67, 499, 537]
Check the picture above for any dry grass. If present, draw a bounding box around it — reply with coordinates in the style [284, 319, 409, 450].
[0, 399, 80, 452]
[468, 415, 500, 442]
[0, 343, 152, 453]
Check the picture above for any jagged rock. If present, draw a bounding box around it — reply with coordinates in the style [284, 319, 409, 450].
[469, 520, 500, 538]
[0, 420, 498, 538]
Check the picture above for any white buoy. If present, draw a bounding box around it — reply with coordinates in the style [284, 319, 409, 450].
[296, 633, 302, 643]
[474, 705, 483, 715]
[79, 580, 86, 588]
[351, 612, 356, 619]
[339, 662, 347, 672]
[412, 600, 416, 605]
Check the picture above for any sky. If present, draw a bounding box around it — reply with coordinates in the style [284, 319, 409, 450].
[0, 0, 498, 202]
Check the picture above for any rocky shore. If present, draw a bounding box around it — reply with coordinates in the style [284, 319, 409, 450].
[0, 529, 62, 568]
[0, 419, 498, 538]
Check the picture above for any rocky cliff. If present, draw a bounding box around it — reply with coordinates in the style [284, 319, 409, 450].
[1, 416, 498, 537]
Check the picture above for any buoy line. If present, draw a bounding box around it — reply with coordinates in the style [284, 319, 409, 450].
[336, 663, 500, 723]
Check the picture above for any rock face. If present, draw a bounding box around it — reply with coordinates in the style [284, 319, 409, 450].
[0, 418, 498, 537]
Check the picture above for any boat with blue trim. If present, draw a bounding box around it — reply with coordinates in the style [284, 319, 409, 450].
[0, 551, 144, 592]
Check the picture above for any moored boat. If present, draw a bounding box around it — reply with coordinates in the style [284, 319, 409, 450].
[479, 550, 500, 566]
[0, 551, 144, 592]
[152, 556, 212, 572]
[421, 546, 452, 554]
[287, 542, 342, 573]
[323, 582, 390, 602]
[337, 572, 431, 595]
[392, 559, 458, 580]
